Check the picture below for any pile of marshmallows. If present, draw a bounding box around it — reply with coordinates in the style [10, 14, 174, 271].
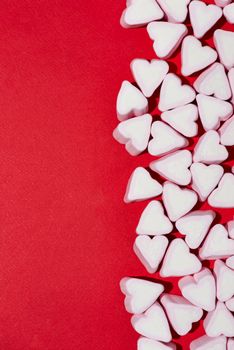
[113, 0, 234, 349]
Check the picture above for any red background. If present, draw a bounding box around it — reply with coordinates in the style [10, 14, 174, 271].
[0, 1, 232, 349]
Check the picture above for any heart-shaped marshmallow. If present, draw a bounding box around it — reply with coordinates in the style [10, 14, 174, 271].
[179, 268, 216, 311]
[148, 121, 188, 156]
[224, 3, 234, 24]
[162, 181, 198, 222]
[214, 29, 234, 70]
[196, 94, 233, 131]
[150, 150, 192, 186]
[189, 1, 222, 39]
[176, 210, 216, 249]
[200, 224, 234, 260]
[161, 104, 198, 137]
[194, 63, 232, 101]
[131, 302, 172, 342]
[181, 36, 217, 76]
[131, 59, 169, 98]
[219, 115, 234, 146]
[228, 68, 234, 103]
[113, 114, 152, 156]
[226, 256, 234, 269]
[227, 220, 234, 239]
[193, 130, 228, 164]
[208, 173, 234, 208]
[190, 335, 227, 350]
[134, 235, 169, 273]
[214, 260, 234, 302]
[156, 0, 190, 23]
[161, 294, 203, 336]
[116, 81, 148, 120]
[120, 277, 164, 314]
[226, 298, 234, 312]
[124, 167, 162, 203]
[147, 22, 188, 59]
[190, 163, 224, 201]
[215, 0, 232, 7]
[204, 301, 234, 337]
[137, 337, 176, 350]
[120, 0, 164, 28]
[160, 238, 202, 277]
[136, 201, 173, 236]
[158, 73, 196, 111]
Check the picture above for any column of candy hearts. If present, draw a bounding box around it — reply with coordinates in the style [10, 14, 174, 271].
[215, 0, 232, 7]
[120, 0, 164, 28]
[227, 256, 234, 269]
[130, 59, 169, 98]
[214, 29, 234, 70]
[224, 3, 234, 24]
[181, 36, 217, 76]
[226, 297, 234, 311]
[214, 260, 234, 302]
[134, 236, 169, 273]
[156, 0, 190, 23]
[158, 73, 195, 111]
[204, 301, 234, 337]
[193, 130, 228, 164]
[175, 210, 216, 249]
[160, 238, 202, 277]
[124, 167, 162, 203]
[148, 121, 188, 156]
[208, 173, 234, 208]
[137, 337, 176, 350]
[196, 94, 233, 131]
[162, 182, 198, 222]
[228, 338, 234, 350]
[178, 268, 216, 311]
[160, 294, 203, 336]
[199, 224, 234, 260]
[189, 1, 222, 39]
[147, 22, 188, 59]
[136, 201, 173, 236]
[116, 81, 148, 120]
[150, 150, 192, 186]
[120, 278, 164, 314]
[190, 163, 224, 201]
[113, 114, 152, 156]
[190, 335, 227, 350]
[219, 115, 234, 146]
[161, 104, 198, 137]
[194, 63, 232, 100]
[131, 302, 172, 342]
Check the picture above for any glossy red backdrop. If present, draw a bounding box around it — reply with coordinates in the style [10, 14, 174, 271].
[0, 0, 232, 349]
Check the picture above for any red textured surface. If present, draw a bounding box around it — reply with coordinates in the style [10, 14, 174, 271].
[0, 0, 232, 349]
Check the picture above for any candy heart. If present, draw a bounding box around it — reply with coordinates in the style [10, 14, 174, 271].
[124, 167, 163, 203]
[226, 298, 234, 312]
[208, 173, 234, 208]
[181, 36, 217, 76]
[224, 3, 234, 24]
[190, 335, 227, 350]
[176, 210, 216, 249]
[204, 301, 234, 337]
[134, 235, 169, 273]
[194, 63, 232, 100]
[131, 59, 169, 98]
[116, 81, 148, 120]
[147, 22, 188, 59]
[148, 121, 188, 156]
[219, 115, 234, 146]
[215, 0, 232, 7]
[120, 278, 164, 314]
[120, 0, 164, 28]
[228, 220, 234, 239]
[196, 94, 233, 131]
[226, 256, 234, 269]
[113, 114, 152, 156]
[179, 268, 216, 311]
[160, 238, 202, 277]
[131, 302, 172, 342]
[228, 338, 234, 350]
[158, 73, 196, 111]
[189, 1, 222, 39]
[214, 260, 234, 302]
[214, 29, 234, 70]
[136, 201, 173, 236]
[200, 224, 234, 260]
[162, 182, 198, 222]
[161, 104, 198, 137]
[190, 163, 224, 201]
[193, 130, 228, 164]
[160, 294, 203, 336]
[137, 337, 176, 350]
[156, 0, 190, 23]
